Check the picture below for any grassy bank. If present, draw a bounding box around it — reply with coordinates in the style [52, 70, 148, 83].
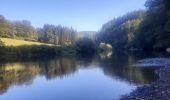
[0, 38, 53, 46]
[0, 38, 76, 57]
[0, 45, 76, 57]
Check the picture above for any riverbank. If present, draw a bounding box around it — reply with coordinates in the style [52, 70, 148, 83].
[120, 58, 170, 100]
[0, 45, 76, 57]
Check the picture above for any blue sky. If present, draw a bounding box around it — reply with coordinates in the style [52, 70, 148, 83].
[0, 0, 146, 31]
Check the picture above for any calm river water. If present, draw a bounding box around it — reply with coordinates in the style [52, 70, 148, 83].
[0, 52, 168, 100]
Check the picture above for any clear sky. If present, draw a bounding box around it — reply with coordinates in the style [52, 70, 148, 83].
[0, 0, 146, 31]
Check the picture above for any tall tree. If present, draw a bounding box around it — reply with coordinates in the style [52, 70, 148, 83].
[97, 10, 145, 50]
[13, 20, 37, 41]
[0, 15, 15, 38]
[38, 24, 77, 45]
[134, 0, 170, 50]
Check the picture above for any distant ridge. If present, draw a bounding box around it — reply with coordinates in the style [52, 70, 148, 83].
[78, 31, 97, 40]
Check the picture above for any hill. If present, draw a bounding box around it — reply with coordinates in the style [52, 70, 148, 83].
[78, 31, 97, 40]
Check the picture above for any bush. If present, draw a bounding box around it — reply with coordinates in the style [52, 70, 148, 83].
[0, 45, 58, 57]
[0, 45, 77, 57]
[99, 43, 112, 52]
[0, 39, 5, 46]
[75, 38, 97, 56]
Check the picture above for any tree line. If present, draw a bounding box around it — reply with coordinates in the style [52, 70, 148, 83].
[97, 0, 170, 51]
[0, 15, 97, 56]
[97, 10, 145, 50]
[37, 24, 77, 45]
[1, 0, 169, 53]
[0, 15, 77, 45]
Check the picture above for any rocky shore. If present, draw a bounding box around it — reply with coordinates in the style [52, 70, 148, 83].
[120, 58, 170, 100]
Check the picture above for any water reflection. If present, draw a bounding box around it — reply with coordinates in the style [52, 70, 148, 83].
[99, 53, 158, 84]
[0, 52, 161, 99]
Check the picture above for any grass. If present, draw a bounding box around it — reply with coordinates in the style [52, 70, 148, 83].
[0, 38, 54, 46]
[0, 38, 76, 57]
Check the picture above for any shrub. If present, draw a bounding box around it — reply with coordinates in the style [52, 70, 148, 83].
[75, 38, 97, 56]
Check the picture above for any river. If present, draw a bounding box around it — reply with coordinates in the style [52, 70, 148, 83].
[0, 52, 168, 100]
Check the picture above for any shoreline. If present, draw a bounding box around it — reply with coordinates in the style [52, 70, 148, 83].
[120, 64, 170, 100]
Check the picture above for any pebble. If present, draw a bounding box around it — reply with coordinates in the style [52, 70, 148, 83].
[120, 58, 170, 100]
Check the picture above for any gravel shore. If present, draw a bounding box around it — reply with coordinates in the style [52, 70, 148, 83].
[120, 58, 170, 100]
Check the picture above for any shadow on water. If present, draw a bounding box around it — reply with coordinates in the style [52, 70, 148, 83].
[0, 51, 167, 98]
[98, 52, 160, 85]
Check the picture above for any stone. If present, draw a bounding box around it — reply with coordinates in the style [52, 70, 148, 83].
[166, 48, 170, 53]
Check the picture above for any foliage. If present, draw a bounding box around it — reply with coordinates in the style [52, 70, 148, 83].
[0, 45, 77, 57]
[0, 15, 78, 46]
[75, 38, 97, 56]
[12, 20, 37, 41]
[1, 0, 170, 53]
[0, 15, 37, 40]
[0, 39, 5, 46]
[97, 10, 145, 50]
[0, 45, 56, 56]
[37, 24, 77, 45]
[0, 15, 15, 38]
[99, 43, 112, 52]
[97, 0, 170, 51]
[133, 0, 170, 50]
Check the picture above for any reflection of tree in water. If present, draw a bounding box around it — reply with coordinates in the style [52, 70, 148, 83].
[0, 62, 40, 94]
[75, 53, 97, 67]
[0, 53, 160, 95]
[76, 56, 95, 67]
[0, 57, 78, 95]
[39, 58, 77, 79]
[98, 53, 159, 85]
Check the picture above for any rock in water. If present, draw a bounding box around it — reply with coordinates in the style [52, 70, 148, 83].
[166, 48, 170, 53]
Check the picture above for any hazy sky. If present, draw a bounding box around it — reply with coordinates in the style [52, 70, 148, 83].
[0, 0, 146, 31]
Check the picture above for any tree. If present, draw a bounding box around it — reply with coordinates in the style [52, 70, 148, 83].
[134, 0, 170, 50]
[0, 15, 15, 38]
[0, 15, 78, 45]
[97, 0, 170, 51]
[38, 24, 77, 45]
[75, 38, 97, 55]
[0, 39, 4, 46]
[13, 20, 38, 41]
[97, 10, 145, 50]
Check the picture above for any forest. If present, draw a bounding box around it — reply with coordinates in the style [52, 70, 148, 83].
[97, 0, 170, 51]
[0, 0, 170, 100]
[0, 0, 170, 56]
[0, 15, 77, 45]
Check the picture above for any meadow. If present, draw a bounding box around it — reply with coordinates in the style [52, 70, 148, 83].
[0, 38, 53, 46]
